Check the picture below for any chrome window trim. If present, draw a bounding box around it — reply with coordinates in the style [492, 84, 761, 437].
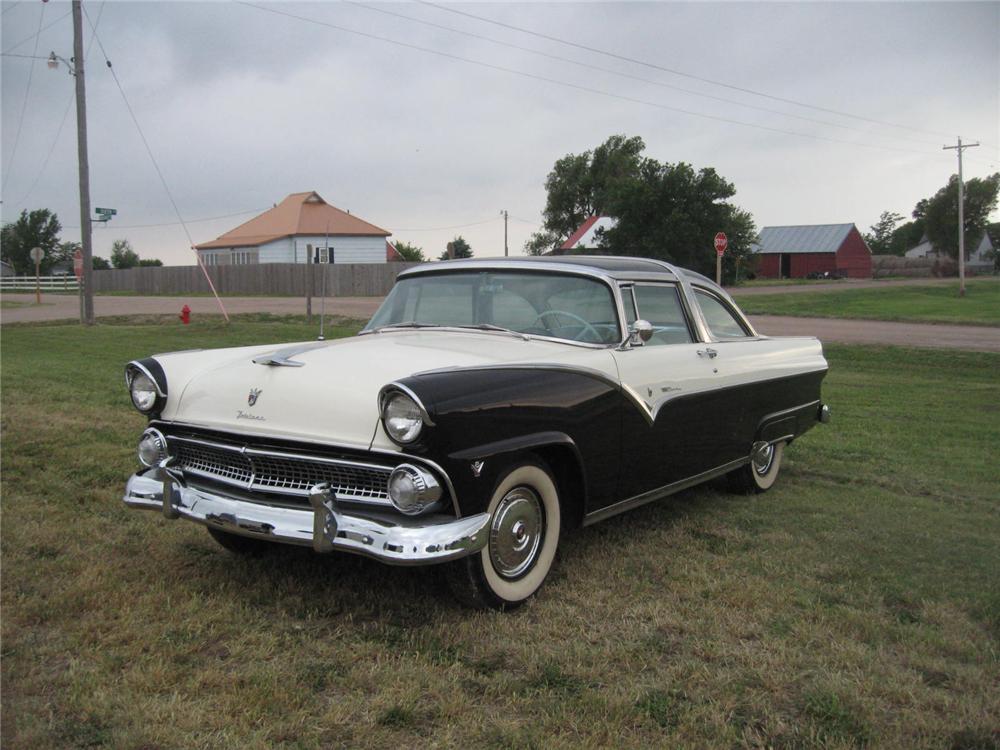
[691, 284, 759, 340]
[150, 421, 461, 516]
[618, 280, 698, 347]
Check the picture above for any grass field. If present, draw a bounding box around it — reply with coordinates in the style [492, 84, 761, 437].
[2, 316, 998, 749]
[737, 279, 1000, 326]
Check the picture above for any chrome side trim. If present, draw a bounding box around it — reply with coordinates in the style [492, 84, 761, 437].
[124, 470, 489, 566]
[583, 456, 748, 526]
[410, 362, 656, 426]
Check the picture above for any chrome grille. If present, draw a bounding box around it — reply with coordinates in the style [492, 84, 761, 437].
[168, 435, 392, 505]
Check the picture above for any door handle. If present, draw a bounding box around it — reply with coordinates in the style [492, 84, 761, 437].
[697, 348, 718, 359]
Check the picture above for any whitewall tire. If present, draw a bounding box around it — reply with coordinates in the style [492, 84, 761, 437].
[446, 462, 561, 610]
[727, 440, 785, 494]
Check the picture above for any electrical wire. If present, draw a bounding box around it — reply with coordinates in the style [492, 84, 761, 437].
[347, 0, 943, 150]
[1, 9, 71, 54]
[2, 2, 23, 16]
[2, 1, 46, 196]
[238, 2, 945, 160]
[82, 5, 229, 319]
[7, 2, 105, 213]
[64, 207, 269, 230]
[419, 0, 981, 144]
[390, 216, 502, 232]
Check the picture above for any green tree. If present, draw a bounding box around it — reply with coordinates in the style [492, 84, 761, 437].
[885, 219, 926, 256]
[138, 258, 163, 267]
[600, 158, 758, 278]
[921, 173, 1000, 259]
[864, 211, 905, 255]
[438, 235, 473, 260]
[92, 256, 111, 270]
[0, 209, 62, 274]
[110, 238, 140, 269]
[524, 134, 646, 254]
[392, 240, 425, 262]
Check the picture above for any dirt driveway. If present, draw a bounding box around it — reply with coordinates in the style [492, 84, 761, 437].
[3, 292, 999, 352]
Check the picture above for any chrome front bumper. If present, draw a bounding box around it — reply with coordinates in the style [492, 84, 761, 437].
[123, 468, 490, 566]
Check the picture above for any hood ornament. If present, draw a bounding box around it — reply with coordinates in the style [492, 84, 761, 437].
[248, 388, 262, 407]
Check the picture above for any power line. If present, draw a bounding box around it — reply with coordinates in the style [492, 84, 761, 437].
[2, 2, 23, 16]
[1, 9, 71, 54]
[2, 1, 46, 196]
[419, 0, 979, 144]
[82, 6, 229, 319]
[7, 2, 105, 213]
[391, 216, 502, 232]
[348, 0, 943, 149]
[238, 2, 943, 160]
[64, 207, 268, 229]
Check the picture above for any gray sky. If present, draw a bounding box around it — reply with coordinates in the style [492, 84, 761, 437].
[2, 1, 998, 266]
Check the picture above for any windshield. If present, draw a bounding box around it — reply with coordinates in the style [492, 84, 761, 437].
[364, 271, 622, 345]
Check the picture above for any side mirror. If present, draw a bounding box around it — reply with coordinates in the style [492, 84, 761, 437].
[629, 319, 653, 346]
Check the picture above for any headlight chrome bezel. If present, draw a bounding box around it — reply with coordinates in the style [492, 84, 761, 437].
[125, 361, 166, 415]
[378, 383, 434, 446]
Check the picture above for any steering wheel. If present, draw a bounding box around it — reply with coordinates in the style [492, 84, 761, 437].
[530, 309, 603, 342]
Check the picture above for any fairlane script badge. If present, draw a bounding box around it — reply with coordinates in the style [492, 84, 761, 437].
[237, 410, 265, 421]
[248, 388, 262, 406]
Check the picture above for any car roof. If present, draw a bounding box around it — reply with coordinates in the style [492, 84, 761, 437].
[399, 255, 720, 290]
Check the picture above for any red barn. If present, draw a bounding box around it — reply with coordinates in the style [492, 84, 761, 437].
[753, 223, 872, 279]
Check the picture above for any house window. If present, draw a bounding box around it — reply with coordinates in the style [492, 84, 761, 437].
[232, 249, 258, 265]
[313, 245, 334, 264]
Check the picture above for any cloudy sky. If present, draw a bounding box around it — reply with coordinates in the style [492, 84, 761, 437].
[2, 1, 998, 266]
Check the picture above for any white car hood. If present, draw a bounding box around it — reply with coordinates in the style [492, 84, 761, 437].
[158, 330, 618, 450]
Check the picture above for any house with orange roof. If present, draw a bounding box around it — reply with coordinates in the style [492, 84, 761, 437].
[195, 191, 391, 266]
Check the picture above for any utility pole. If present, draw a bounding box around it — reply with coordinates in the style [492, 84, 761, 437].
[501, 209, 508, 256]
[943, 137, 980, 297]
[69, 0, 95, 324]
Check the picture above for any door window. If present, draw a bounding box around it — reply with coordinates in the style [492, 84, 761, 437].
[695, 290, 750, 339]
[633, 284, 693, 345]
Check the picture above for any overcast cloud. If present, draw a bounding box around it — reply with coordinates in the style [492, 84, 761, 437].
[2, 0, 998, 266]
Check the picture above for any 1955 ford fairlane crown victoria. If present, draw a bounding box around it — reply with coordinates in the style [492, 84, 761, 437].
[123, 256, 830, 609]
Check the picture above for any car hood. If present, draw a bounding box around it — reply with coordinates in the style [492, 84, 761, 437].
[157, 330, 618, 450]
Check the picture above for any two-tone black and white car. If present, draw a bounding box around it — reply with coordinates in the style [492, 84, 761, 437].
[123, 257, 830, 609]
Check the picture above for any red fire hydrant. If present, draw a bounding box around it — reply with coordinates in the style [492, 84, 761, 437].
[179, 304, 191, 325]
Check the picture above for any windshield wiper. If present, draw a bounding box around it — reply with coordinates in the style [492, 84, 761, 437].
[453, 324, 530, 341]
[366, 321, 441, 334]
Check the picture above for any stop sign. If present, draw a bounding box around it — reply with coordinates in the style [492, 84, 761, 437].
[73, 248, 84, 280]
[714, 232, 728, 256]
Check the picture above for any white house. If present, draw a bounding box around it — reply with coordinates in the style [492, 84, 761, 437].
[553, 215, 618, 253]
[904, 232, 995, 272]
[195, 191, 391, 266]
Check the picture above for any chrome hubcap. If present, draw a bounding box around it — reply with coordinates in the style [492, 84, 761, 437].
[752, 442, 775, 475]
[489, 487, 543, 579]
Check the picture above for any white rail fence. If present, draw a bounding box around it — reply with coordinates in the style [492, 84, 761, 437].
[1, 275, 80, 292]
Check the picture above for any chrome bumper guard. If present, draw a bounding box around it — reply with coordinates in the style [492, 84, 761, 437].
[123, 467, 489, 566]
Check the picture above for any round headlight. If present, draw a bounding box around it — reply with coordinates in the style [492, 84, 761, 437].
[129, 370, 159, 412]
[137, 428, 167, 468]
[383, 391, 424, 444]
[387, 463, 442, 515]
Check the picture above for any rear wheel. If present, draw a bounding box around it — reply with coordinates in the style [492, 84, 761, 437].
[206, 526, 277, 557]
[727, 440, 785, 494]
[446, 462, 561, 610]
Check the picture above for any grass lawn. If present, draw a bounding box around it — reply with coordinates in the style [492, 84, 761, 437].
[2, 316, 998, 749]
[737, 278, 1000, 326]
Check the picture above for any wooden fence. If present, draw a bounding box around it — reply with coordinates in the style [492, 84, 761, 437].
[89, 263, 420, 296]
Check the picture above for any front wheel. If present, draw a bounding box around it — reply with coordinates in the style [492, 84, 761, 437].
[727, 440, 785, 494]
[445, 462, 561, 610]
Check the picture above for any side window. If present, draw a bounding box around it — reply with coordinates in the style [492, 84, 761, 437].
[695, 290, 750, 339]
[633, 284, 693, 345]
[622, 287, 638, 326]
